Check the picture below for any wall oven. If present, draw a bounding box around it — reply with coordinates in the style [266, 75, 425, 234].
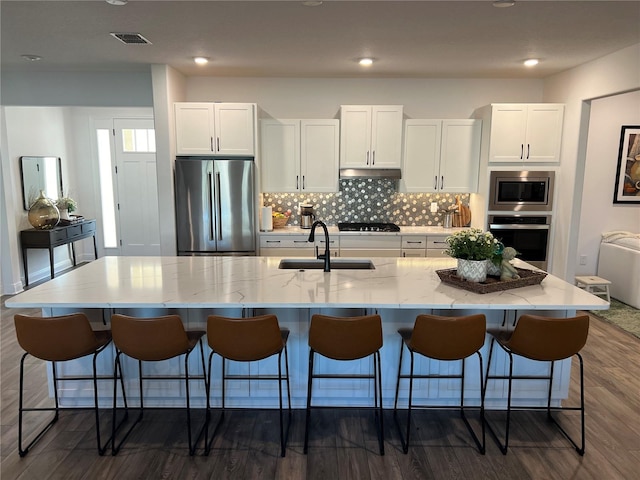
[489, 170, 555, 212]
[488, 214, 551, 271]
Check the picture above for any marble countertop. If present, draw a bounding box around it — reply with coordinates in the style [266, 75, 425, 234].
[259, 225, 465, 236]
[6, 256, 609, 311]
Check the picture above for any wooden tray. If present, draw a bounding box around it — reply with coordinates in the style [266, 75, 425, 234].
[436, 267, 547, 294]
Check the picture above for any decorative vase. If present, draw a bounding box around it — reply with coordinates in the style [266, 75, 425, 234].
[28, 190, 60, 230]
[487, 261, 502, 277]
[59, 208, 70, 220]
[457, 258, 488, 283]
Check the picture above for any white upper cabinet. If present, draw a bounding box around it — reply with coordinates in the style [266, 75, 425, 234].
[488, 104, 564, 163]
[260, 119, 339, 193]
[175, 102, 255, 156]
[340, 105, 403, 169]
[401, 119, 482, 193]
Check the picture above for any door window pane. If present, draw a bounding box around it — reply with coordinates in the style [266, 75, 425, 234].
[122, 129, 156, 153]
[97, 129, 118, 249]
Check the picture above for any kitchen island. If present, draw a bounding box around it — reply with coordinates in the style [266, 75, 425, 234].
[6, 256, 608, 409]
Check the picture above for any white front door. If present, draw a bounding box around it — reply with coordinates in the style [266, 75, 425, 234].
[96, 118, 160, 256]
[112, 119, 161, 256]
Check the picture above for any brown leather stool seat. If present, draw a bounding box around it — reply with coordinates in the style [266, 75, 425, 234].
[14, 313, 120, 456]
[205, 314, 291, 457]
[110, 314, 207, 456]
[483, 314, 589, 455]
[393, 313, 486, 454]
[305, 314, 384, 455]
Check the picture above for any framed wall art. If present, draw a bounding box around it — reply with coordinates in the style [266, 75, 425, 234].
[613, 125, 640, 204]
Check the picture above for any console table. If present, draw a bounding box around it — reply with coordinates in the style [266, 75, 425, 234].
[20, 219, 97, 286]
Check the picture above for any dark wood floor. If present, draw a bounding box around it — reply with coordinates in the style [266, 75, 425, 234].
[2, 298, 639, 480]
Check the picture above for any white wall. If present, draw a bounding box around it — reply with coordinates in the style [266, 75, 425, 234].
[186, 77, 544, 119]
[576, 91, 640, 275]
[543, 43, 640, 281]
[1, 71, 153, 107]
[0, 105, 154, 292]
[2, 107, 73, 290]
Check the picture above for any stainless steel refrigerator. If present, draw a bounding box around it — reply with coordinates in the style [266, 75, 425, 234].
[175, 157, 256, 255]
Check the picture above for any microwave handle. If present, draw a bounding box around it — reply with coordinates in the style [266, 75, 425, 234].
[489, 224, 550, 230]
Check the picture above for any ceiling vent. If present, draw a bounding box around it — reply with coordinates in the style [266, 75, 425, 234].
[110, 32, 152, 45]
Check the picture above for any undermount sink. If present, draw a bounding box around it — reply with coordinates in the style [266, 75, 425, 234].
[278, 259, 375, 270]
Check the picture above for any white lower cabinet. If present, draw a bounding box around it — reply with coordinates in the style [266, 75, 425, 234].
[339, 236, 402, 258]
[427, 235, 449, 257]
[402, 236, 427, 257]
[259, 235, 314, 257]
[258, 234, 340, 257]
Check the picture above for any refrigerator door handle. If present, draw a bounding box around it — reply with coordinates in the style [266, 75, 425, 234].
[215, 171, 223, 241]
[208, 172, 215, 241]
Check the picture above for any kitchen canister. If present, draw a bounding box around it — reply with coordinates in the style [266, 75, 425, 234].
[260, 206, 273, 232]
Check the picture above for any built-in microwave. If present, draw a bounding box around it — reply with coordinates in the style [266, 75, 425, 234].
[488, 170, 555, 212]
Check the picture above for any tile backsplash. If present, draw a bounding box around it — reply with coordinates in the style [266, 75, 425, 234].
[263, 179, 470, 227]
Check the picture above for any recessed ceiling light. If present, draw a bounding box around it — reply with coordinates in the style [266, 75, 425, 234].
[194, 57, 209, 65]
[302, 1, 323, 6]
[493, 0, 515, 7]
[21, 54, 42, 61]
[524, 58, 539, 67]
[359, 58, 374, 67]
[105, 0, 128, 5]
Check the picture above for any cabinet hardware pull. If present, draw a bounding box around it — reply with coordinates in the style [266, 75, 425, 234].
[526, 144, 530, 159]
[366, 151, 369, 165]
[296, 175, 299, 189]
[266, 240, 281, 244]
[302, 175, 305, 190]
[434, 176, 438, 189]
[372, 151, 375, 165]
[210, 137, 214, 152]
[217, 137, 220, 152]
[440, 176, 444, 189]
[520, 144, 524, 160]
[406, 241, 422, 244]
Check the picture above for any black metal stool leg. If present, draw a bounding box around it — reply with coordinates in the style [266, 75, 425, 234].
[303, 349, 315, 454]
[18, 353, 60, 457]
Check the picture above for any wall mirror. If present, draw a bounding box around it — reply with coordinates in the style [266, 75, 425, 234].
[19, 156, 63, 210]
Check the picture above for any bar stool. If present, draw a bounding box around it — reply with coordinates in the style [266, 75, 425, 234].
[483, 314, 589, 455]
[204, 314, 291, 457]
[393, 313, 486, 454]
[14, 313, 122, 457]
[304, 314, 384, 455]
[110, 314, 207, 456]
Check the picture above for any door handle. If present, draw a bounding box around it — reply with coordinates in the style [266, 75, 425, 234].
[215, 172, 223, 240]
[208, 172, 214, 240]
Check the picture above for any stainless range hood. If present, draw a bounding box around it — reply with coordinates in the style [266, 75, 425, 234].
[339, 168, 402, 179]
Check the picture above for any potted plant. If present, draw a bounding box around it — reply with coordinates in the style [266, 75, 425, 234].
[55, 196, 77, 220]
[444, 228, 499, 282]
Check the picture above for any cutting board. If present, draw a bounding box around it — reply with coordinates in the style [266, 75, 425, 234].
[452, 195, 471, 227]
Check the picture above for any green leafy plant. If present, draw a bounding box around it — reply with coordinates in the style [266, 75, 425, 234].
[55, 196, 77, 213]
[444, 228, 499, 261]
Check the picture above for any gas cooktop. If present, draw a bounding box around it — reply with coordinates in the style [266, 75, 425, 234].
[337, 222, 400, 232]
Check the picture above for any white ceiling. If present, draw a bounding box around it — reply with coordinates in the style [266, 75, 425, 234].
[1, 0, 639, 79]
